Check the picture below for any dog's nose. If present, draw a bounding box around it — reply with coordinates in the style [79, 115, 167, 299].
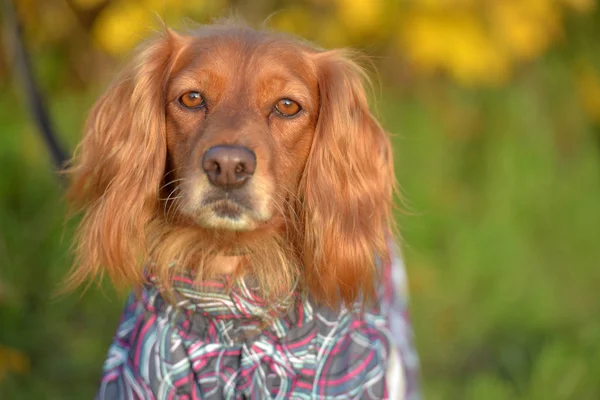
[202, 145, 256, 189]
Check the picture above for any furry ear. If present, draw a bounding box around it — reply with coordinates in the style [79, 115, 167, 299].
[299, 50, 395, 308]
[66, 31, 184, 289]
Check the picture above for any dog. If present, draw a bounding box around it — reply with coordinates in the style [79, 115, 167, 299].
[67, 21, 419, 399]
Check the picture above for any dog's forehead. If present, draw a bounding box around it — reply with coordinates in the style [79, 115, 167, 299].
[174, 31, 316, 82]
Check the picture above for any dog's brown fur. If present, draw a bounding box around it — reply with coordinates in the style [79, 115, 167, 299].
[66, 22, 395, 308]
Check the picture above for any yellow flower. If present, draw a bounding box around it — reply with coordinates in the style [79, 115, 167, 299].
[491, 0, 561, 61]
[335, 0, 383, 33]
[399, 10, 509, 85]
[416, 0, 478, 9]
[394, 0, 589, 85]
[93, 1, 156, 56]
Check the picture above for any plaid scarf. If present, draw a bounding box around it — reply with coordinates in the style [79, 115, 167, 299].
[96, 246, 420, 399]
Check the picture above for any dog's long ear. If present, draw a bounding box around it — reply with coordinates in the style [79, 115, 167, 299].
[299, 50, 395, 308]
[66, 31, 186, 289]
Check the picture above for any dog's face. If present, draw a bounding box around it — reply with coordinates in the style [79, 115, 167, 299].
[164, 37, 318, 231]
[68, 24, 395, 306]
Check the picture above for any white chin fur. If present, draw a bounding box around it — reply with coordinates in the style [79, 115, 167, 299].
[201, 212, 257, 231]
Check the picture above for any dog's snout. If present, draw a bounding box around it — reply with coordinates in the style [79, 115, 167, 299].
[202, 145, 256, 189]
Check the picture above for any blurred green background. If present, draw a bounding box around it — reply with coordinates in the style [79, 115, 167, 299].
[1, 0, 600, 398]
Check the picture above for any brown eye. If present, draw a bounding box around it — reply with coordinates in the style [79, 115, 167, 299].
[274, 98, 301, 117]
[179, 91, 205, 109]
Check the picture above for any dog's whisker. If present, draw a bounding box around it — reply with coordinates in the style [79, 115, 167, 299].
[267, 188, 301, 223]
[159, 177, 187, 192]
[161, 168, 185, 183]
[163, 186, 182, 219]
[158, 194, 183, 201]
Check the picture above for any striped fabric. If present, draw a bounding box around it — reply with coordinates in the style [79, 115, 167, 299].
[96, 246, 420, 399]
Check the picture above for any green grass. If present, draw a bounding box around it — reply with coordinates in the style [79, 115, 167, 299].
[1, 54, 599, 398]
[387, 57, 600, 399]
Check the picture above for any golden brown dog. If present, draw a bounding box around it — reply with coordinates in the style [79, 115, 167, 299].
[66, 21, 417, 399]
[67, 22, 394, 307]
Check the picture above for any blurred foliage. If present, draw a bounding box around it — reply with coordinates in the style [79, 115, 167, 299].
[4, 0, 599, 84]
[2, 0, 600, 399]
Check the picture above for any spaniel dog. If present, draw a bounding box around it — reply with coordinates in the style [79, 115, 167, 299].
[67, 21, 419, 400]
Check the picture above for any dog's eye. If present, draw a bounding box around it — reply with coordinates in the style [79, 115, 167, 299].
[274, 98, 301, 117]
[179, 91, 205, 109]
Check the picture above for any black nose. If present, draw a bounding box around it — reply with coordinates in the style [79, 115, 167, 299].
[202, 145, 257, 189]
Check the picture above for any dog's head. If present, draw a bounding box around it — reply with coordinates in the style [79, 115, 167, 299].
[68, 23, 395, 306]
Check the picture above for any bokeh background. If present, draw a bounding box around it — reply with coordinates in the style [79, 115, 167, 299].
[1, 0, 600, 398]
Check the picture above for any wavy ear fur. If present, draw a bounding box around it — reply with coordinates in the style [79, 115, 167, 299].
[300, 50, 395, 308]
[66, 31, 183, 289]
